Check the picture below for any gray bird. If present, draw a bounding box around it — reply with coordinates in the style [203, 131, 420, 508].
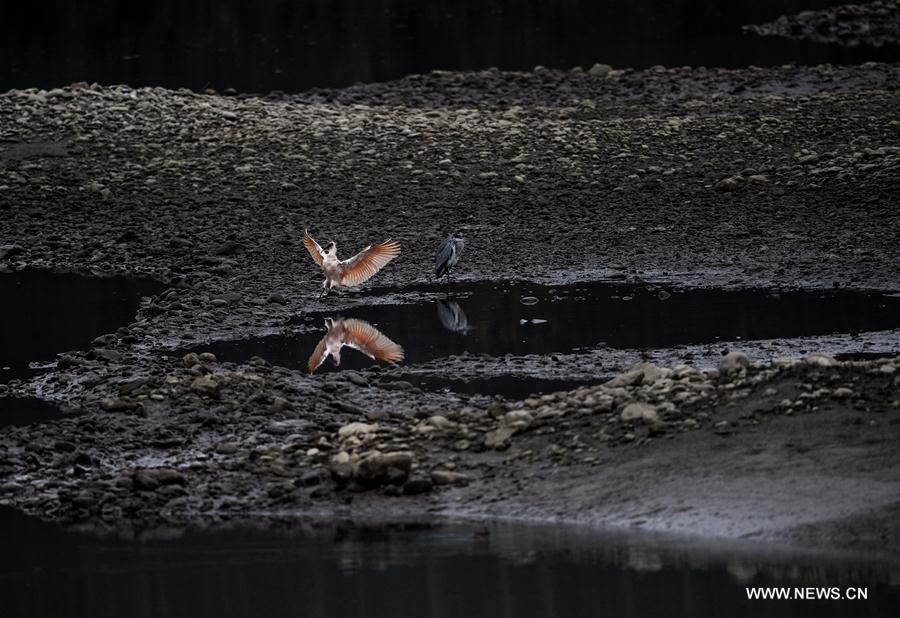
[435, 233, 465, 280]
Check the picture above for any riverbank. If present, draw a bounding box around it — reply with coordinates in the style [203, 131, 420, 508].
[1, 61, 899, 555]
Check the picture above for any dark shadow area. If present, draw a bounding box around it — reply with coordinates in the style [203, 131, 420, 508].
[0, 269, 167, 380]
[2, 1, 898, 93]
[184, 281, 900, 373]
[0, 506, 897, 618]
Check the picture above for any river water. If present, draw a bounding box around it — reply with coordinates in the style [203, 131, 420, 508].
[2, 0, 899, 93]
[1, 506, 898, 618]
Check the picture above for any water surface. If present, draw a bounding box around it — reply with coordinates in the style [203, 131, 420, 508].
[0, 507, 897, 618]
[3, 0, 898, 93]
[0, 268, 166, 381]
[185, 281, 900, 374]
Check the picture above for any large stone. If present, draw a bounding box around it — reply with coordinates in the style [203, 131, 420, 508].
[431, 470, 471, 486]
[338, 422, 378, 438]
[352, 450, 415, 483]
[805, 353, 838, 367]
[588, 63, 613, 75]
[190, 375, 220, 397]
[484, 426, 515, 449]
[620, 402, 660, 423]
[605, 363, 669, 387]
[719, 351, 751, 373]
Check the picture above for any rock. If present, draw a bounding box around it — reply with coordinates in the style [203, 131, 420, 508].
[588, 63, 613, 75]
[132, 470, 160, 491]
[118, 378, 148, 396]
[215, 442, 238, 455]
[380, 451, 415, 472]
[605, 363, 669, 387]
[268, 293, 288, 305]
[484, 426, 515, 449]
[333, 401, 368, 415]
[431, 470, 471, 486]
[805, 353, 838, 367]
[299, 470, 324, 486]
[719, 351, 751, 373]
[190, 375, 220, 397]
[620, 402, 660, 423]
[352, 450, 414, 484]
[337, 422, 377, 438]
[715, 176, 741, 192]
[503, 410, 533, 431]
[212, 240, 243, 255]
[93, 348, 123, 362]
[402, 476, 433, 495]
[344, 372, 369, 387]
[183, 352, 201, 367]
[198, 352, 217, 363]
[152, 468, 186, 485]
[99, 398, 139, 411]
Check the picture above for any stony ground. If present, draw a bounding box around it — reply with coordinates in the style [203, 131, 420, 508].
[1, 62, 899, 553]
[745, 1, 900, 47]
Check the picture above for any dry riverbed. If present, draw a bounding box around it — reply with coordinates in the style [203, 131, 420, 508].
[1, 61, 899, 555]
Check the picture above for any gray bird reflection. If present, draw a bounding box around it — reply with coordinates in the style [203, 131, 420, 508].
[436, 298, 470, 333]
[307, 317, 404, 373]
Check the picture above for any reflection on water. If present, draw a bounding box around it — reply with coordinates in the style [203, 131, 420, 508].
[307, 317, 404, 373]
[186, 281, 900, 374]
[436, 298, 469, 334]
[2, 1, 899, 93]
[0, 507, 897, 618]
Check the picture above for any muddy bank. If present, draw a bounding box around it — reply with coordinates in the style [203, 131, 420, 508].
[1, 353, 898, 557]
[745, 1, 900, 48]
[1, 62, 899, 554]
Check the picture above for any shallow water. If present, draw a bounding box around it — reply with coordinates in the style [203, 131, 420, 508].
[2, 0, 898, 93]
[0, 268, 166, 382]
[0, 397, 69, 428]
[0, 507, 896, 618]
[185, 281, 900, 377]
[0, 268, 166, 426]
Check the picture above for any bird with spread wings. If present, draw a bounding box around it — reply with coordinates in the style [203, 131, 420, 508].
[307, 317, 404, 373]
[304, 229, 400, 295]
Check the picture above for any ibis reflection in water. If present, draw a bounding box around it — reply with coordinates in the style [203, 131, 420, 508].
[307, 317, 404, 373]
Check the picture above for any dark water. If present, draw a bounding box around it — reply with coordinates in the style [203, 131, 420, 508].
[184, 281, 900, 374]
[2, 0, 899, 93]
[1, 507, 897, 618]
[0, 397, 69, 428]
[0, 268, 166, 382]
